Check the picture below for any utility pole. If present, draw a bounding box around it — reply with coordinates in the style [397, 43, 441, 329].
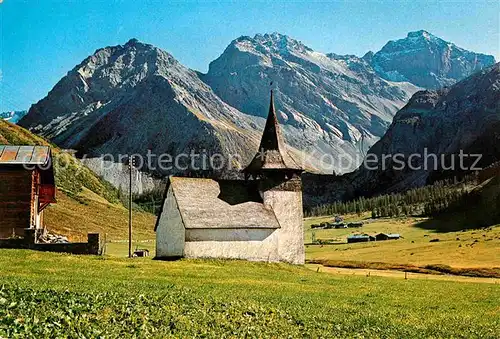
[128, 155, 134, 258]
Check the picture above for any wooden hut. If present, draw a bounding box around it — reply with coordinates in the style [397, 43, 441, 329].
[0, 146, 56, 238]
[375, 233, 390, 241]
[375, 233, 401, 241]
[347, 234, 370, 243]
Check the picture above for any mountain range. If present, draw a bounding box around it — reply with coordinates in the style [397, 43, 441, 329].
[202, 33, 420, 172]
[19, 31, 495, 177]
[19, 39, 263, 175]
[304, 62, 500, 206]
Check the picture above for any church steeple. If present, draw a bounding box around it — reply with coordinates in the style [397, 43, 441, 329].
[243, 89, 302, 177]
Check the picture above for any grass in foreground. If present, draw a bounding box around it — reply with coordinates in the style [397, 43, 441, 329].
[0, 249, 499, 338]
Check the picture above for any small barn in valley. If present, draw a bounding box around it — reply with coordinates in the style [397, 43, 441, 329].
[347, 234, 371, 243]
[155, 90, 305, 264]
[375, 233, 400, 241]
[0, 146, 56, 238]
[347, 234, 376, 243]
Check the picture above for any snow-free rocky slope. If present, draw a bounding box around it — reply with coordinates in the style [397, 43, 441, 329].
[367, 30, 495, 89]
[202, 33, 420, 173]
[19, 39, 264, 175]
[356, 62, 500, 192]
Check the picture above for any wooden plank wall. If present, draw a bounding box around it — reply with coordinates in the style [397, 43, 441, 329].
[0, 168, 33, 238]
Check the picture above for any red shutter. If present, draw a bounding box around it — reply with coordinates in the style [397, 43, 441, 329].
[39, 184, 56, 204]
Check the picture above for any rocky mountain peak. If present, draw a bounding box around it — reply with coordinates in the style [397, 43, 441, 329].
[357, 63, 500, 194]
[204, 32, 420, 173]
[406, 30, 433, 39]
[370, 30, 496, 89]
[125, 38, 141, 46]
[19, 40, 264, 174]
[230, 32, 312, 56]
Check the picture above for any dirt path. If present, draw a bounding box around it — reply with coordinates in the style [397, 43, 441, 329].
[307, 264, 500, 284]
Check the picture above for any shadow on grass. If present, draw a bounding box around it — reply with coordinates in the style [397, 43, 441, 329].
[308, 259, 500, 278]
[415, 175, 500, 232]
[414, 212, 499, 233]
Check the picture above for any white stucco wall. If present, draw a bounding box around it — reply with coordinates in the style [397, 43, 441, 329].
[156, 186, 185, 258]
[155, 178, 305, 265]
[184, 228, 280, 262]
[262, 190, 305, 264]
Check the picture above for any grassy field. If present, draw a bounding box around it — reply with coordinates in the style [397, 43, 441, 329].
[103, 239, 156, 257]
[0, 249, 499, 338]
[304, 214, 500, 277]
[45, 189, 156, 242]
[53, 207, 500, 271]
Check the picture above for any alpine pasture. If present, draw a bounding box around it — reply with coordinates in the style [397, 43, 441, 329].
[1, 249, 499, 338]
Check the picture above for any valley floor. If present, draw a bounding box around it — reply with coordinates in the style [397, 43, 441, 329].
[304, 214, 500, 278]
[99, 214, 500, 279]
[307, 264, 499, 284]
[0, 249, 499, 338]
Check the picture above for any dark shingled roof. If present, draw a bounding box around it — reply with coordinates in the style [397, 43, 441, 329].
[243, 90, 302, 173]
[169, 177, 281, 229]
[0, 146, 51, 165]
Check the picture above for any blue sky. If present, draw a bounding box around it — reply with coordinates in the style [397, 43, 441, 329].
[0, 0, 498, 112]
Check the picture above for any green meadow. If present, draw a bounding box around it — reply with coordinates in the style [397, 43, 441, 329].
[1, 249, 499, 338]
[304, 213, 500, 276]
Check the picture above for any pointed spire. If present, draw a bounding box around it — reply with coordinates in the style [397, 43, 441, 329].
[259, 89, 280, 150]
[243, 89, 302, 174]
